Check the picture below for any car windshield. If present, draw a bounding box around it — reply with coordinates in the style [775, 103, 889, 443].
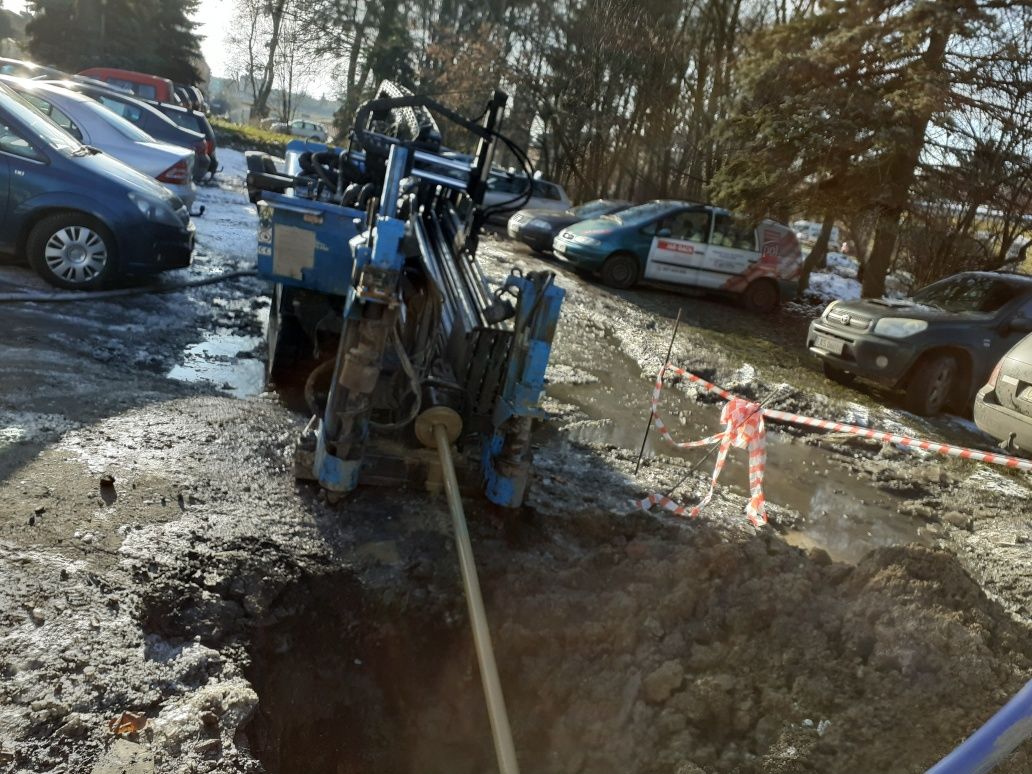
[80, 98, 154, 142]
[911, 275, 1020, 314]
[0, 86, 81, 154]
[570, 200, 612, 217]
[605, 201, 679, 225]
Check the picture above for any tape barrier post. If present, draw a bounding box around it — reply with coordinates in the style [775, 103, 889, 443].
[635, 363, 1032, 524]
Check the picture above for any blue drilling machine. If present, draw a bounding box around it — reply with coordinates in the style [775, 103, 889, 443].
[245, 82, 564, 509]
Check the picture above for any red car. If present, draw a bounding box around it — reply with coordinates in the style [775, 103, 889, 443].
[77, 67, 179, 105]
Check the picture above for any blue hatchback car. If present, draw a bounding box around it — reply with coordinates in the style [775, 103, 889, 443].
[0, 82, 195, 289]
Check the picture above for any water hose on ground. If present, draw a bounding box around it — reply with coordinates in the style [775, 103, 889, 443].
[415, 406, 520, 774]
[0, 269, 258, 303]
[926, 678, 1032, 773]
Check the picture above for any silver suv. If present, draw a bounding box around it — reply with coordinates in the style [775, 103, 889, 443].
[975, 333, 1032, 454]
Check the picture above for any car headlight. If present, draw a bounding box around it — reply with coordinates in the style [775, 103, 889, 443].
[572, 235, 602, 247]
[128, 191, 183, 227]
[873, 317, 928, 338]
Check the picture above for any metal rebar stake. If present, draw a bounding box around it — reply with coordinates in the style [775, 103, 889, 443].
[634, 307, 683, 475]
[433, 422, 521, 774]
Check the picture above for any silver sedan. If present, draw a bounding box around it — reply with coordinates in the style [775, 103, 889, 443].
[0, 76, 197, 206]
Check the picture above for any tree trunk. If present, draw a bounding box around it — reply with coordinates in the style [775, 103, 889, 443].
[251, 0, 288, 120]
[862, 206, 903, 297]
[861, 28, 949, 298]
[797, 213, 835, 297]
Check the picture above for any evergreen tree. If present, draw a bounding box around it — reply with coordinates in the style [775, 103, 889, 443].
[710, 0, 1018, 298]
[26, 0, 201, 83]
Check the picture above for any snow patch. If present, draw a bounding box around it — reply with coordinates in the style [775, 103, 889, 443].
[807, 272, 862, 303]
[964, 467, 1032, 499]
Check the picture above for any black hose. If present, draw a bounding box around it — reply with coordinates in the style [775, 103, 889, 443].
[304, 358, 336, 417]
[0, 269, 258, 303]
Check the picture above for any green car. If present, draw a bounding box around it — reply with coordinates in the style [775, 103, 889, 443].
[552, 200, 803, 312]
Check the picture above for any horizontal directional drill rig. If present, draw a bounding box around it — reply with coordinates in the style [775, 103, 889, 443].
[247, 82, 564, 772]
[248, 81, 563, 509]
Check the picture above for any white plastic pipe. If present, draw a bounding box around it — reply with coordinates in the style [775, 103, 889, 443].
[433, 422, 520, 774]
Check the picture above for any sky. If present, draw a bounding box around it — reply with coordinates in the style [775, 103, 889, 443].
[4, 0, 237, 78]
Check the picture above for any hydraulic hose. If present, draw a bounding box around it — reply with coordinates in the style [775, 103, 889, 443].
[0, 269, 257, 303]
[926, 678, 1032, 774]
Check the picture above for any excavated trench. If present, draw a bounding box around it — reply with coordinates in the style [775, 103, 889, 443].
[243, 567, 499, 774]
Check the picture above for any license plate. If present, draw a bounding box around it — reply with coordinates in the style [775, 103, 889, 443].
[814, 334, 844, 355]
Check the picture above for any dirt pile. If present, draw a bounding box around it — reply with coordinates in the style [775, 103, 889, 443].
[229, 502, 1032, 774]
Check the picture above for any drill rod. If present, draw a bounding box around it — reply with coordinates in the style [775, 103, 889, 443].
[432, 422, 520, 774]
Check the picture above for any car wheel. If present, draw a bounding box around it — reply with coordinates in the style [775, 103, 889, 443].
[822, 361, 856, 386]
[741, 279, 780, 313]
[27, 213, 117, 290]
[905, 353, 957, 416]
[600, 252, 640, 289]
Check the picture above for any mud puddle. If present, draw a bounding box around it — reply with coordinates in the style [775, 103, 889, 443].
[548, 345, 929, 563]
[167, 328, 265, 395]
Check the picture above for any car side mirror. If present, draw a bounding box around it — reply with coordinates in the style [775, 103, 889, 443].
[1009, 316, 1032, 335]
[656, 227, 671, 238]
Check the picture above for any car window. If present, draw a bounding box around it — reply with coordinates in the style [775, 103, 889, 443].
[712, 213, 757, 250]
[98, 95, 142, 123]
[912, 275, 1020, 314]
[488, 175, 527, 194]
[165, 109, 200, 132]
[0, 117, 44, 161]
[81, 99, 153, 142]
[532, 180, 562, 200]
[1012, 296, 1032, 319]
[19, 93, 83, 140]
[107, 78, 157, 102]
[643, 210, 708, 239]
[0, 89, 80, 154]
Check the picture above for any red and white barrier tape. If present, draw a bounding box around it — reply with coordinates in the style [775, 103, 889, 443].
[635, 363, 1032, 524]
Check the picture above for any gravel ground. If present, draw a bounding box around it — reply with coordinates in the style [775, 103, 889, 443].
[1, 153, 1031, 773]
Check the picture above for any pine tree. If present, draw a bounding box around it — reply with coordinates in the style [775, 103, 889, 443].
[26, 0, 201, 83]
[710, 0, 1010, 298]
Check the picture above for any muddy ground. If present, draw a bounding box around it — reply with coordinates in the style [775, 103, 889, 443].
[2, 154, 1031, 773]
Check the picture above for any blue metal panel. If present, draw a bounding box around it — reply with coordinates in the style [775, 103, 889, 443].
[256, 191, 363, 297]
[481, 273, 566, 506]
[315, 425, 363, 492]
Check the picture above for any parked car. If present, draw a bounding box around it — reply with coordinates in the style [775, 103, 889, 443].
[0, 82, 194, 289]
[808, 271, 1032, 415]
[286, 119, 326, 142]
[507, 198, 632, 252]
[77, 67, 179, 105]
[0, 57, 68, 80]
[975, 333, 1032, 454]
[175, 84, 207, 113]
[147, 101, 218, 178]
[45, 79, 209, 182]
[483, 172, 571, 224]
[553, 199, 802, 312]
[1, 77, 197, 206]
